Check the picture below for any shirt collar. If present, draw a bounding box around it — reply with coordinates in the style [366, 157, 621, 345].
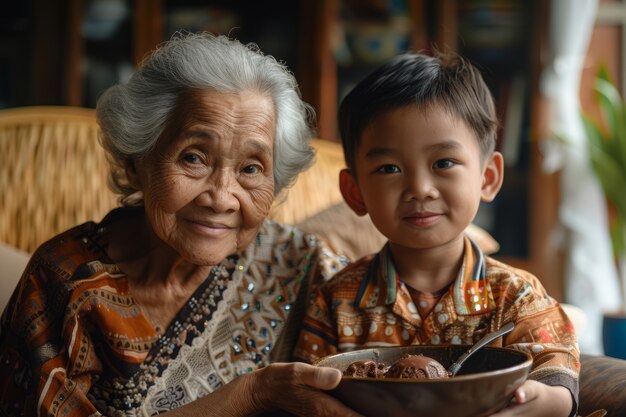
[355, 235, 495, 316]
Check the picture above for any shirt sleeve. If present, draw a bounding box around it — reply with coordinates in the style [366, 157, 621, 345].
[499, 271, 580, 416]
[0, 259, 102, 417]
[293, 279, 342, 364]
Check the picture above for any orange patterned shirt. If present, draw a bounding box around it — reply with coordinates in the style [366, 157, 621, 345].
[294, 236, 580, 406]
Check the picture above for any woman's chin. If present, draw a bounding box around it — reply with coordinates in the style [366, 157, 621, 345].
[179, 235, 255, 266]
[182, 249, 233, 266]
[164, 223, 262, 265]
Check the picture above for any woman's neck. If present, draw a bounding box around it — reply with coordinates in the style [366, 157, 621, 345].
[103, 207, 213, 331]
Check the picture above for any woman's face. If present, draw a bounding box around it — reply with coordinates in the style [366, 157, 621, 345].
[131, 89, 276, 265]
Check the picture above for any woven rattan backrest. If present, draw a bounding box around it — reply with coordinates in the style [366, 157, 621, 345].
[0, 106, 118, 253]
[269, 138, 345, 225]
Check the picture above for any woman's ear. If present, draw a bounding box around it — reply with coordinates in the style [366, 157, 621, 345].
[481, 151, 504, 202]
[124, 158, 141, 190]
[339, 169, 368, 216]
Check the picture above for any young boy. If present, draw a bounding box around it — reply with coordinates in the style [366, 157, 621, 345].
[294, 53, 579, 417]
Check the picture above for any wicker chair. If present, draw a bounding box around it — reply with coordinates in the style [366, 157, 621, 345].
[0, 106, 117, 253]
[269, 137, 345, 225]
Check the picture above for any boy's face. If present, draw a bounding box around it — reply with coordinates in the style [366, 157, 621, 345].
[340, 104, 503, 251]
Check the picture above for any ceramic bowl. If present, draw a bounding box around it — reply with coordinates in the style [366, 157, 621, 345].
[314, 345, 532, 417]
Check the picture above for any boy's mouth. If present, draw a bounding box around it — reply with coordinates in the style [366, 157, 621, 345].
[403, 212, 442, 226]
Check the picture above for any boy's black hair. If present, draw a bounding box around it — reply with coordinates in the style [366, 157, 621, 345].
[338, 52, 498, 175]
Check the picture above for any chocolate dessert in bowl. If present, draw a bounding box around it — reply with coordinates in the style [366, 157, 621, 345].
[343, 354, 449, 379]
[313, 345, 532, 417]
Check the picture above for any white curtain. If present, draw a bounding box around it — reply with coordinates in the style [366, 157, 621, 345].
[541, 0, 622, 354]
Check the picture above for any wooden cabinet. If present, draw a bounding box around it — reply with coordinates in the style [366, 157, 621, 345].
[26, 0, 305, 108]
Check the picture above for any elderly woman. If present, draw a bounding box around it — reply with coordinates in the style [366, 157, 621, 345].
[0, 33, 360, 417]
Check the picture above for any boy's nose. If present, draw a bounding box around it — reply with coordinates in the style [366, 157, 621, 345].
[403, 175, 439, 201]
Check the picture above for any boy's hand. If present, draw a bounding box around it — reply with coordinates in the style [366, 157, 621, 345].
[489, 380, 573, 417]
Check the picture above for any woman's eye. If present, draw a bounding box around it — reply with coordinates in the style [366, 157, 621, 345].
[433, 159, 454, 169]
[377, 164, 400, 174]
[242, 164, 262, 174]
[182, 153, 202, 164]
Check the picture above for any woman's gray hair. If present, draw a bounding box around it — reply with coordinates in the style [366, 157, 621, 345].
[96, 32, 316, 203]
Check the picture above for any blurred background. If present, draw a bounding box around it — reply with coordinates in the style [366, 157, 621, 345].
[1, 0, 625, 355]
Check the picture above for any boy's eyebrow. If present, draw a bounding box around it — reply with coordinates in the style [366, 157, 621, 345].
[364, 147, 397, 158]
[427, 140, 464, 152]
[364, 140, 463, 158]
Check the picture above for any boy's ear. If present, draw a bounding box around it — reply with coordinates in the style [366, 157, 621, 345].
[481, 151, 504, 202]
[339, 169, 368, 216]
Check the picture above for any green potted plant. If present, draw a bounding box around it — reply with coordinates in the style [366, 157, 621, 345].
[582, 66, 626, 358]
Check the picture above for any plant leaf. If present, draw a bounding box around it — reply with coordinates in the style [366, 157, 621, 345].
[579, 66, 626, 262]
[596, 69, 626, 180]
[587, 139, 626, 218]
[612, 215, 626, 257]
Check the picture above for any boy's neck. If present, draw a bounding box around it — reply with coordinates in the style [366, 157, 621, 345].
[388, 236, 465, 293]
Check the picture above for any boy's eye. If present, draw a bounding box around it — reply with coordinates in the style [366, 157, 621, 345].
[433, 159, 455, 169]
[376, 164, 401, 174]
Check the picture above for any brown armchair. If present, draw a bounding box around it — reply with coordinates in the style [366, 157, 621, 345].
[579, 354, 626, 417]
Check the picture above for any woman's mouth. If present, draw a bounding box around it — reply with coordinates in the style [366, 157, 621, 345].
[184, 219, 233, 238]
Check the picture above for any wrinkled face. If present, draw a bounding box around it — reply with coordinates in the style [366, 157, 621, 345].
[347, 104, 500, 251]
[130, 89, 276, 265]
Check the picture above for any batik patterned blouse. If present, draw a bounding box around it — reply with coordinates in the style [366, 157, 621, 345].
[294, 236, 580, 408]
[0, 210, 346, 417]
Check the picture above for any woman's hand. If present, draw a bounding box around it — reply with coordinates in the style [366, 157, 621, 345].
[164, 361, 362, 417]
[489, 380, 573, 417]
[247, 362, 364, 416]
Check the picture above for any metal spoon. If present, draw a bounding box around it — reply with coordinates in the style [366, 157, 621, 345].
[448, 321, 515, 377]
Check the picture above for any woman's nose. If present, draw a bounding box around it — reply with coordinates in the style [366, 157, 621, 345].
[195, 172, 240, 213]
